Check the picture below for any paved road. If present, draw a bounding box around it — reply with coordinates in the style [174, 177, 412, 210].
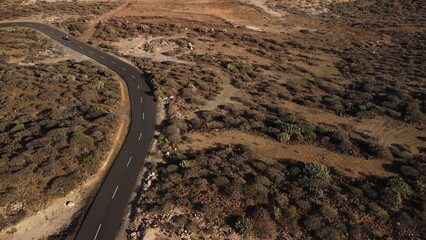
[0, 22, 156, 240]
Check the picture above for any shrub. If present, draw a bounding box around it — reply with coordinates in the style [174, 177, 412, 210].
[367, 141, 393, 160]
[270, 205, 282, 220]
[303, 162, 330, 180]
[179, 160, 193, 169]
[80, 152, 97, 166]
[233, 216, 252, 235]
[386, 178, 412, 197]
[243, 183, 269, 203]
[265, 167, 285, 183]
[254, 175, 272, 186]
[272, 194, 289, 208]
[163, 125, 181, 142]
[282, 206, 299, 225]
[227, 59, 249, 73]
[304, 215, 324, 231]
[367, 203, 389, 220]
[85, 106, 108, 119]
[319, 205, 338, 222]
[70, 132, 94, 148]
[213, 176, 230, 186]
[276, 123, 302, 142]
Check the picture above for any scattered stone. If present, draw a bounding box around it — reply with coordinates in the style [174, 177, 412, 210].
[65, 201, 75, 207]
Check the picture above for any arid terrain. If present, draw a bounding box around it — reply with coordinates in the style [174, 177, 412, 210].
[0, 0, 425, 239]
[0, 23, 129, 239]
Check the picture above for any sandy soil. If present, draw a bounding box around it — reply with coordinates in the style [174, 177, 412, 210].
[112, 0, 285, 33]
[23, 0, 119, 5]
[181, 130, 397, 178]
[113, 35, 190, 64]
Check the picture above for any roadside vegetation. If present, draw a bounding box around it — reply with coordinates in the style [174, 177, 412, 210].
[0, 28, 63, 63]
[0, 30, 123, 229]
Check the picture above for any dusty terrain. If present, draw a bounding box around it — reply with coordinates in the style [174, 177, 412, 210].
[0, 0, 425, 239]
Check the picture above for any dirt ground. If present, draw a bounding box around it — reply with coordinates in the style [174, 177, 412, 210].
[181, 130, 397, 178]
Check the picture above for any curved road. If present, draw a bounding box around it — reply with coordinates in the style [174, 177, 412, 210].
[0, 22, 156, 239]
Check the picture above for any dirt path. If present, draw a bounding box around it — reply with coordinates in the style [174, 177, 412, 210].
[199, 65, 240, 111]
[181, 130, 397, 178]
[80, 0, 136, 41]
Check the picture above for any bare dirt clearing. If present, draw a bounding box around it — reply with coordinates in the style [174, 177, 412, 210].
[181, 130, 397, 178]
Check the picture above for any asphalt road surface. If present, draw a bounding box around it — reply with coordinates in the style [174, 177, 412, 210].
[0, 22, 156, 240]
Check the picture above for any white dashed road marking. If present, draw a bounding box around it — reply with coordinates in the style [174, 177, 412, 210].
[122, 67, 126, 71]
[138, 132, 143, 142]
[140, 97, 143, 104]
[100, 56, 105, 59]
[127, 156, 132, 167]
[111, 61, 116, 64]
[94, 224, 102, 240]
[142, 113, 145, 120]
[78, 46, 83, 49]
[131, 74, 135, 79]
[112, 186, 119, 199]
[89, 51, 94, 54]
[137, 84, 140, 90]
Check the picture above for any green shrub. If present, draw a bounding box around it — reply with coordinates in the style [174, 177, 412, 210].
[85, 106, 108, 119]
[303, 162, 330, 180]
[233, 216, 252, 235]
[265, 167, 285, 183]
[272, 194, 289, 208]
[304, 214, 324, 231]
[163, 125, 181, 142]
[367, 142, 393, 160]
[197, 26, 210, 33]
[139, 24, 150, 30]
[276, 123, 302, 142]
[282, 206, 299, 225]
[80, 152, 97, 166]
[386, 178, 412, 197]
[179, 160, 193, 169]
[70, 132, 94, 148]
[227, 59, 249, 73]
[270, 205, 282, 220]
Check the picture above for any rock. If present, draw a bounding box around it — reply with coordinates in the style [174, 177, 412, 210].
[65, 201, 75, 207]
[188, 42, 194, 51]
